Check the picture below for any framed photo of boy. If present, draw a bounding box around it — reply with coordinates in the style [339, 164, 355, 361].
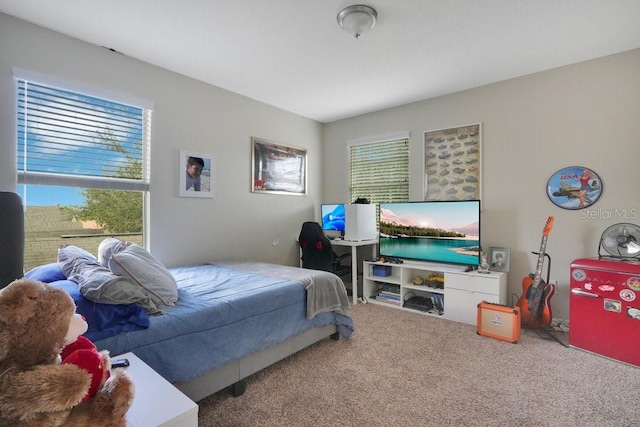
[179, 149, 216, 198]
[488, 247, 510, 272]
[251, 137, 307, 195]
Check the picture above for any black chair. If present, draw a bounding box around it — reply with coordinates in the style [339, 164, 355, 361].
[298, 222, 351, 278]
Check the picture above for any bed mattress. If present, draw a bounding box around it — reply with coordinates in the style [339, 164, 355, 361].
[95, 263, 354, 383]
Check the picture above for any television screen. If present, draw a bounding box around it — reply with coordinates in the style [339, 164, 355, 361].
[321, 203, 345, 233]
[379, 200, 480, 266]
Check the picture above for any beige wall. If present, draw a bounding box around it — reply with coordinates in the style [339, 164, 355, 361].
[0, 13, 323, 269]
[323, 48, 640, 323]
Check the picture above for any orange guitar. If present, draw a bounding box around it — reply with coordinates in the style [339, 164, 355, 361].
[517, 216, 555, 328]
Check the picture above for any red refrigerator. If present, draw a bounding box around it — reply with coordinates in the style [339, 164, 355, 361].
[569, 258, 640, 367]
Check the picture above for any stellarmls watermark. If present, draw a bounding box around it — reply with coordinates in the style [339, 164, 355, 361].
[579, 207, 638, 220]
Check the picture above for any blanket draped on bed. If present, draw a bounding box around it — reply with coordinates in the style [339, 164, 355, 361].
[215, 261, 352, 319]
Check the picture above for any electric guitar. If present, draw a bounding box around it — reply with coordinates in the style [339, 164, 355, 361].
[517, 216, 555, 328]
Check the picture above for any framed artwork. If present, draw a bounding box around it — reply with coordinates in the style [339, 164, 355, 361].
[179, 149, 216, 198]
[488, 247, 510, 272]
[251, 137, 307, 195]
[424, 123, 481, 201]
[546, 166, 602, 210]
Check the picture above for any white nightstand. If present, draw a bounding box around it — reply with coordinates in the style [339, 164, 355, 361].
[113, 352, 198, 427]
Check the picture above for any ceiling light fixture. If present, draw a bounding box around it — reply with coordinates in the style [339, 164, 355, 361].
[337, 5, 377, 39]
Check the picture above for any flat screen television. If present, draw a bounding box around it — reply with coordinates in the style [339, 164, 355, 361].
[321, 203, 345, 235]
[379, 200, 480, 266]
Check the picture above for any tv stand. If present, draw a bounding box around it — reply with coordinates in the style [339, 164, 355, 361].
[362, 260, 507, 325]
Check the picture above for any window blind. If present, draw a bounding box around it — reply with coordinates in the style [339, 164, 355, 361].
[349, 137, 409, 203]
[17, 79, 151, 191]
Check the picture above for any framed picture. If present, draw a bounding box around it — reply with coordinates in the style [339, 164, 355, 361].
[179, 149, 216, 198]
[424, 123, 481, 201]
[488, 247, 510, 272]
[251, 137, 307, 195]
[546, 166, 602, 210]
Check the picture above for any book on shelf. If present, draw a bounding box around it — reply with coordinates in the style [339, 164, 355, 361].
[374, 295, 401, 306]
[377, 283, 400, 293]
[378, 291, 400, 300]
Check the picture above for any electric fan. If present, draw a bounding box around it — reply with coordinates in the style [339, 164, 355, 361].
[598, 223, 640, 259]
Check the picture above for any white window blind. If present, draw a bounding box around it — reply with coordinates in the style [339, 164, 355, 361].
[17, 79, 151, 191]
[349, 137, 409, 203]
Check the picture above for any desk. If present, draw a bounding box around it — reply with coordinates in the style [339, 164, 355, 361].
[331, 238, 378, 305]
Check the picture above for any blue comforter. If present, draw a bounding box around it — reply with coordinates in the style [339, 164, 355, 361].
[95, 263, 354, 383]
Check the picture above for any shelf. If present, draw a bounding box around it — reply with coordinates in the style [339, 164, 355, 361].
[371, 297, 402, 307]
[362, 260, 507, 325]
[403, 283, 444, 294]
[368, 298, 443, 318]
[367, 274, 401, 285]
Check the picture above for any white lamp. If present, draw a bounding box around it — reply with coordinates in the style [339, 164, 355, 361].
[337, 5, 377, 39]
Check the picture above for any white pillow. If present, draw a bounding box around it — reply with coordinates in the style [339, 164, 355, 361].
[57, 244, 161, 314]
[108, 243, 178, 307]
[98, 237, 129, 267]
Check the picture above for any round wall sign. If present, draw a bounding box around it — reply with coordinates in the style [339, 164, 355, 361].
[546, 166, 602, 210]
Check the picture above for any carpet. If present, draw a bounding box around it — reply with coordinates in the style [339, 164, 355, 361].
[198, 303, 639, 426]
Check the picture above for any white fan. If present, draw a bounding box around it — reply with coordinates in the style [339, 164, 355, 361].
[598, 223, 640, 259]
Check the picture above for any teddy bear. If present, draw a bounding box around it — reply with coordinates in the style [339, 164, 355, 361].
[0, 278, 134, 427]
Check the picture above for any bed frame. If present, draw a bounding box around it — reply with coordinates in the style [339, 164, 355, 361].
[174, 324, 339, 401]
[0, 192, 24, 289]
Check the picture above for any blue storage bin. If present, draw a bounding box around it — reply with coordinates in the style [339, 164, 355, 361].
[372, 265, 392, 277]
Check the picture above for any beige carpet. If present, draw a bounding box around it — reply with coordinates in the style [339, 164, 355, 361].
[198, 303, 639, 427]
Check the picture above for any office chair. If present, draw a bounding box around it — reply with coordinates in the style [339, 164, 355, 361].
[298, 221, 351, 278]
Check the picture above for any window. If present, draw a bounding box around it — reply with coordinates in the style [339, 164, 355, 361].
[16, 75, 152, 270]
[349, 137, 409, 204]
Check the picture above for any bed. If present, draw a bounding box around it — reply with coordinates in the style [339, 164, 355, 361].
[24, 243, 354, 402]
[97, 262, 354, 400]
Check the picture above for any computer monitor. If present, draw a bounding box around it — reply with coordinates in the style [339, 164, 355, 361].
[321, 203, 345, 236]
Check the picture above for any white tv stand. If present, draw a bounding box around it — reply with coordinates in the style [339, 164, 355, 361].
[362, 260, 507, 325]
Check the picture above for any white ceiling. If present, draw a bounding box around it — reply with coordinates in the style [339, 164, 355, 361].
[2, 0, 640, 123]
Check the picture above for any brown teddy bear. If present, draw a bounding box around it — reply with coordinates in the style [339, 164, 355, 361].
[0, 278, 134, 426]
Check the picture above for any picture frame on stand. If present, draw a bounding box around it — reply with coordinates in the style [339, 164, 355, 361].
[488, 247, 510, 272]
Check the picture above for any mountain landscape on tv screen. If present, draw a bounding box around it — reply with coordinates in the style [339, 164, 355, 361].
[380, 207, 478, 237]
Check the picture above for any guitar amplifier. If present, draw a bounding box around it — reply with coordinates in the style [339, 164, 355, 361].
[477, 301, 521, 343]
